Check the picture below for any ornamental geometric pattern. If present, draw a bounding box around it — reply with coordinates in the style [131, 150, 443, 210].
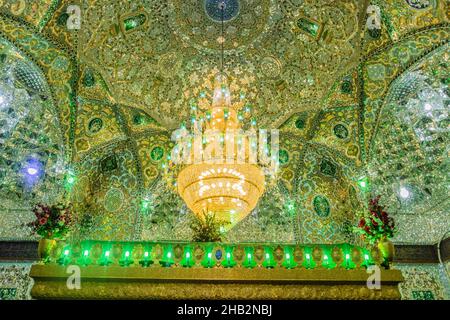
[0, 1, 448, 245]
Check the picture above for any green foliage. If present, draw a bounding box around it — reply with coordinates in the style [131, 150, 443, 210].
[190, 211, 229, 242]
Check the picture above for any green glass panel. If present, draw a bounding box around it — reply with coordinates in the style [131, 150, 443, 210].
[301, 247, 316, 269]
[340, 77, 353, 94]
[201, 245, 215, 268]
[279, 149, 289, 165]
[297, 17, 320, 38]
[88, 118, 103, 134]
[160, 245, 174, 267]
[150, 146, 164, 161]
[319, 159, 336, 177]
[281, 246, 297, 269]
[321, 247, 336, 269]
[100, 154, 118, 173]
[83, 70, 95, 87]
[57, 12, 69, 26]
[242, 247, 257, 269]
[295, 118, 305, 129]
[262, 247, 277, 269]
[180, 246, 194, 268]
[0, 53, 6, 63]
[333, 124, 349, 139]
[221, 246, 237, 268]
[412, 290, 435, 300]
[313, 195, 330, 217]
[0, 288, 17, 300]
[123, 14, 146, 32]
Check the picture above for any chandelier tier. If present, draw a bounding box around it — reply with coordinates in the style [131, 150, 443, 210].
[178, 163, 265, 228]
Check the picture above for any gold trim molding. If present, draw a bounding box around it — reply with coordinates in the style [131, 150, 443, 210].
[30, 265, 403, 300]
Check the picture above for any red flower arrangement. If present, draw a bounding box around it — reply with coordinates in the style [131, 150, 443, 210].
[27, 203, 73, 239]
[353, 196, 396, 245]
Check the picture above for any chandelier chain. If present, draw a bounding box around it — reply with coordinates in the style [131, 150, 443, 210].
[220, 2, 224, 72]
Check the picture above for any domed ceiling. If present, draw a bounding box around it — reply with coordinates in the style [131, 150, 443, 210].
[0, 0, 448, 243]
[76, 0, 365, 129]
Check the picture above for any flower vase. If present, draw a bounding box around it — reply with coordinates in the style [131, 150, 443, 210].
[38, 239, 56, 262]
[377, 237, 395, 268]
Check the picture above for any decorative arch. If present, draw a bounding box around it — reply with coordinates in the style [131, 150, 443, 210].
[368, 44, 449, 211]
[0, 13, 77, 161]
[360, 24, 449, 163]
[0, 39, 69, 240]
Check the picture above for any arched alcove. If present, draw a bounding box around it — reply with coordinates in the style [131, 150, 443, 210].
[0, 37, 66, 239]
[369, 45, 449, 244]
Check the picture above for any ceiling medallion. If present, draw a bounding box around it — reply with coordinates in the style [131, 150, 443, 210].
[260, 56, 282, 78]
[204, 0, 240, 22]
[170, 0, 271, 50]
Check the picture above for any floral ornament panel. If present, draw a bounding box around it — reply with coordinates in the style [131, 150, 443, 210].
[73, 99, 126, 161]
[278, 111, 317, 140]
[310, 107, 361, 165]
[288, 146, 360, 243]
[322, 70, 359, 108]
[389, 0, 446, 34]
[0, 264, 33, 300]
[121, 106, 165, 133]
[0, 0, 55, 28]
[77, 65, 115, 103]
[395, 263, 447, 300]
[135, 133, 173, 189]
[70, 142, 142, 241]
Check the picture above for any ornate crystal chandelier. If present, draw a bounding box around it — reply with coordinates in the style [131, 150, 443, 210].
[177, 73, 266, 230]
[176, 2, 266, 230]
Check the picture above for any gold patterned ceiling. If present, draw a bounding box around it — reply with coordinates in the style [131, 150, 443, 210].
[77, 0, 365, 129]
[0, 0, 448, 243]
